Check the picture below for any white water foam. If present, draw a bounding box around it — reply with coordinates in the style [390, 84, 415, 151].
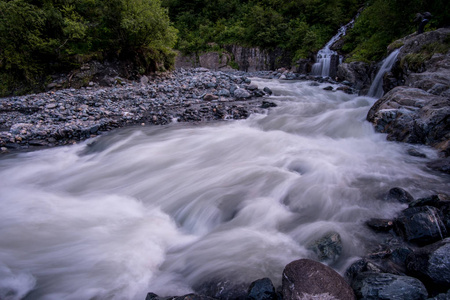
[0, 79, 448, 299]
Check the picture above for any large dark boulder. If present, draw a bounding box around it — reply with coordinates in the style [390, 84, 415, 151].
[282, 259, 356, 300]
[394, 206, 447, 246]
[385, 187, 414, 203]
[406, 238, 450, 294]
[351, 272, 428, 300]
[366, 86, 450, 156]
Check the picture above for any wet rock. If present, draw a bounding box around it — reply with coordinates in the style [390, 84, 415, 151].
[309, 232, 343, 264]
[407, 148, 427, 158]
[427, 290, 450, 300]
[247, 278, 278, 300]
[385, 187, 414, 203]
[409, 195, 441, 208]
[406, 238, 450, 293]
[395, 206, 447, 245]
[351, 272, 428, 300]
[263, 87, 272, 95]
[204, 94, 219, 101]
[323, 86, 333, 91]
[246, 84, 258, 91]
[233, 89, 251, 99]
[260, 101, 277, 109]
[427, 158, 450, 174]
[145, 293, 217, 300]
[366, 218, 394, 232]
[337, 61, 374, 92]
[282, 259, 356, 300]
[195, 280, 248, 300]
[366, 86, 450, 156]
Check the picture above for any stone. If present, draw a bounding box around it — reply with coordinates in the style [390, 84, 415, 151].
[247, 278, 278, 300]
[309, 232, 343, 264]
[406, 238, 450, 293]
[217, 89, 230, 97]
[427, 158, 450, 174]
[385, 187, 414, 203]
[409, 195, 441, 208]
[263, 87, 273, 95]
[407, 148, 427, 158]
[195, 280, 248, 300]
[140, 75, 149, 85]
[395, 206, 447, 245]
[204, 94, 219, 101]
[351, 272, 428, 300]
[337, 61, 373, 91]
[233, 88, 251, 99]
[323, 86, 334, 91]
[246, 84, 258, 91]
[261, 101, 277, 109]
[282, 259, 356, 300]
[366, 218, 394, 232]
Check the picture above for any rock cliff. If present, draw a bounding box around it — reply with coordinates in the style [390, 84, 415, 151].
[366, 28, 450, 160]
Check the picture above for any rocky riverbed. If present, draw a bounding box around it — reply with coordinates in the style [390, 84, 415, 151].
[0, 68, 274, 153]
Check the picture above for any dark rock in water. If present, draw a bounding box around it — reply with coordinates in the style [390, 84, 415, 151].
[409, 195, 441, 208]
[395, 206, 447, 245]
[406, 238, 450, 294]
[427, 158, 450, 174]
[263, 87, 273, 95]
[247, 278, 278, 300]
[336, 86, 354, 94]
[253, 90, 265, 97]
[233, 88, 251, 99]
[309, 82, 320, 87]
[246, 84, 258, 91]
[385, 187, 414, 203]
[366, 218, 394, 232]
[282, 259, 356, 300]
[407, 148, 427, 158]
[195, 280, 248, 300]
[351, 272, 428, 300]
[260, 101, 277, 109]
[323, 86, 334, 91]
[309, 232, 343, 264]
[345, 259, 385, 282]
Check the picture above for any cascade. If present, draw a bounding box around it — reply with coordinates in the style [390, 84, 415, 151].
[311, 19, 355, 77]
[367, 48, 401, 98]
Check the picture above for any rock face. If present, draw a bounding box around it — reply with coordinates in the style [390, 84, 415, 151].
[366, 28, 450, 157]
[351, 272, 428, 300]
[406, 238, 450, 293]
[175, 46, 292, 72]
[366, 86, 450, 156]
[282, 259, 356, 300]
[336, 61, 375, 93]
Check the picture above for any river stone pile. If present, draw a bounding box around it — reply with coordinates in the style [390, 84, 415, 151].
[0, 68, 275, 152]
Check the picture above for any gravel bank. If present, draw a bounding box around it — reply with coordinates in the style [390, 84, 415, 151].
[0, 68, 278, 153]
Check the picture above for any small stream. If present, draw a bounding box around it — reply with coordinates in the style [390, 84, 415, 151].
[0, 79, 448, 300]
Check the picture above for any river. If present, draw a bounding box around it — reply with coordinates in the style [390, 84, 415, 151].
[0, 79, 448, 300]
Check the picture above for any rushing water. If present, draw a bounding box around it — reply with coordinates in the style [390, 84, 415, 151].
[311, 20, 354, 77]
[367, 49, 401, 98]
[1, 79, 449, 300]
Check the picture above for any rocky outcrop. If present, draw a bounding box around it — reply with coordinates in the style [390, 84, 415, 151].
[366, 86, 450, 156]
[175, 51, 234, 71]
[336, 61, 375, 94]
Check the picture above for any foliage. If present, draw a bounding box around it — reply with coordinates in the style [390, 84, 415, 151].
[0, 0, 177, 96]
[162, 0, 363, 58]
[343, 0, 450, 62]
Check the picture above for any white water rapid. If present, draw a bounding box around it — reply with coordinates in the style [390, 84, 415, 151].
[367, 48, 401, 98]
[311, 20, 355, 77]
[1, 79, 449, 300]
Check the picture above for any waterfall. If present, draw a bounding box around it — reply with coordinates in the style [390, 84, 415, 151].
[311, 19, 355, 77]
[367, 48, 401, 98]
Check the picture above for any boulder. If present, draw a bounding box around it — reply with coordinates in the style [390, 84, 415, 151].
[366, 218, 394, 232]
[247, 278, 278, 300]
[385, 187, 414, 203]
[394, 206, 447, 246]
[233, 88, 251, 99]
[406, 238, 450, 293]
[195, 280, 248, 300]
[282, 259, 355, 300]
[366, 86, 450, 156]
[351, 272, 428, 300]
[309, 232, 343, 264]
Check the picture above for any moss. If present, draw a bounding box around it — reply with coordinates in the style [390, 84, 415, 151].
[400, 39, 450, 72]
